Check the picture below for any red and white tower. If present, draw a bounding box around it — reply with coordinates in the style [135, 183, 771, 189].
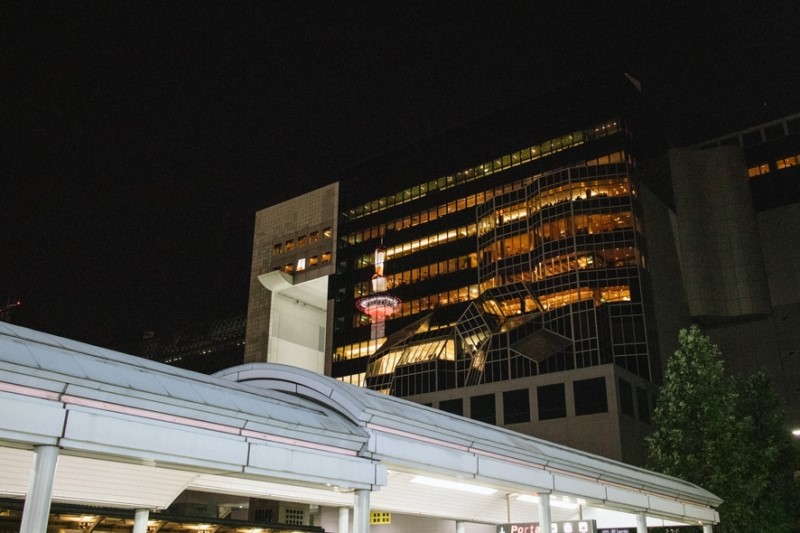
[355, 247, 400, 339]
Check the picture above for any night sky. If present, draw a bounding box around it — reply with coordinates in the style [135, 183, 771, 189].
[3, 2, 800, 348]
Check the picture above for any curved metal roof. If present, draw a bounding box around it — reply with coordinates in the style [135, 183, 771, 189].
[0, 322, 720, 527]
[217, 364, 721, 508]
[0, 323, 368, 449]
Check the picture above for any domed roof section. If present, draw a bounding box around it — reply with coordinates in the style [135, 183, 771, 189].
[216, 363, 720, 508]
[0, 323, 368, 451]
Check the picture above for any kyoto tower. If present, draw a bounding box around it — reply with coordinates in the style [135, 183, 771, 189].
[356, 247, 400, 339]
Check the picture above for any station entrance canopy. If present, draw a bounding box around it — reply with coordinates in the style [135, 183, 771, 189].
[0, 323, 720, 531]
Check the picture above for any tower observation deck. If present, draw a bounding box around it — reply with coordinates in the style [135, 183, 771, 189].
[355, 247, 400, 339]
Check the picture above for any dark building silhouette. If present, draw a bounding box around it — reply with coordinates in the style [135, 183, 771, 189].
[129, 315, 246, 375]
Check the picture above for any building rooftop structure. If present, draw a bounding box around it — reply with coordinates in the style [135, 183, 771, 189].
[127, 315, 246, 374]
[671, 111, 800, 427]
[0, 321, 720, 532]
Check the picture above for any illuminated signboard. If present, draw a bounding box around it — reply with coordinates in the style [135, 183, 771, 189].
[496, 520, 597, 533]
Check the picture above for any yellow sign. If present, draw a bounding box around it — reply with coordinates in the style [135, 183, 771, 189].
[370, 511, 391, 525]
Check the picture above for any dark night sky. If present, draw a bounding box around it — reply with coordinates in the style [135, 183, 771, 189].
[3, 2, 800, 348]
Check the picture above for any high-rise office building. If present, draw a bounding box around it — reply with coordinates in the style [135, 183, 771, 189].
[647, 112, 800, 428]
[128, 315, 246, 374]
[245, 72, 800, 464]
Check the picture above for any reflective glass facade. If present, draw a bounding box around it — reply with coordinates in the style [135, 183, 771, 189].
[331, 75, 659, 403]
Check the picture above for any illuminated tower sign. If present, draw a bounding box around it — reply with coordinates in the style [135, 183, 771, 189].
[355, 247, 400, 339]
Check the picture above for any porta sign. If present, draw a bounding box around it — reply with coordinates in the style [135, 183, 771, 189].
[496, 520, 597, 533]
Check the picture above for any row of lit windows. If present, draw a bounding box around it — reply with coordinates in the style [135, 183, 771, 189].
[337, 372, 366, 387]
[354, 284, 480, 328]
[538, 285, 631, 311]
[534, 174, 631, 210]
[354, 282, 630, 333]
[476, 277, 632, 308]
[354, 254, 478, 298]
[479, 177, 628, 235]
[345, 187, 510, 246]
[345, 153, 628, 247]
[353, 224, 477, 270]
[273, 227, 332, 255]
[480, 246, 642, 288]
[355, 207, 636, 272]
[334, 338, 386, 362]
[277, 251, 332, 274]
[333, 323, 455, 363]
[482, 294, 539, 318]
[747, 152, 800, 177]
[477, 174, 630, 236]
[478, 212, 638, 264]
[538, 211, 638, 241]
[480, 233, 532, 262]
[776, 152, 800, 170]
[344, 120, 621, 221]
[533, 247, 642, 279]
[748, 163, 770, 177]
[367, 338, 457, 377]
[480, 270, 536, 287]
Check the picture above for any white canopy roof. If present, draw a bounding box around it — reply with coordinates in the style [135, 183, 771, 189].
[0, 322, 720, 527]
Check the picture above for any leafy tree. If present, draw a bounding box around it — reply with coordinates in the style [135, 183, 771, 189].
[728, 372, 800, 531]
[646, 325, 799, 532]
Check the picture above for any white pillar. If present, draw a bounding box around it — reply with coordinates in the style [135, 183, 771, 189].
[456, 520, 466, 533]
[132, 509, 149, 533]
[538, 494, 551, 533]
[702, 524, 713, 533]
[353, 489, 370, 533]
[20, 445, 59, 533]
[635, 511, 647, 533]
[339, 506, 350, 533]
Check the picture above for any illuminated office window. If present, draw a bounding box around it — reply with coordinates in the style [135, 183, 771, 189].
[776, 154, 799, 170]
[748, 163, 770, 177]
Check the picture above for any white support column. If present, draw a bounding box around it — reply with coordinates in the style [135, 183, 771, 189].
[538, 494, 551, 533]
[20, 445, 59, 533]
[635, 511, 647, 533]
[132, 509, 149, 533]
[353, 489, 370, 533]
[456, 520, 466, 533]
[339, 506, 350, 533]
[702, 524, 713, 533]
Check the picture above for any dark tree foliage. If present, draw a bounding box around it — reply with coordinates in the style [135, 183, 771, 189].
[646, 325, 799, 532]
